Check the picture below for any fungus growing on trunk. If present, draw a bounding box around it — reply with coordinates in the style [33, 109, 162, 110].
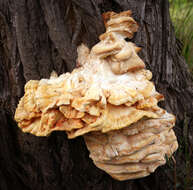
[14, 10, 178, 180]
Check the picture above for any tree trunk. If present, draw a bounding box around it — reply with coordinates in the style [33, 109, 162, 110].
[0, 0, 193, 189]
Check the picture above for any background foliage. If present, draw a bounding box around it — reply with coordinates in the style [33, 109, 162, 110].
[170, 0, 193, 73]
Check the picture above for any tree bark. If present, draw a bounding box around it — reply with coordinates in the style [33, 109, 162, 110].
[0, 0, 193, 189]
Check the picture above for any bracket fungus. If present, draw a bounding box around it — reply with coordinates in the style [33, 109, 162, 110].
[14, 10, 178, 181]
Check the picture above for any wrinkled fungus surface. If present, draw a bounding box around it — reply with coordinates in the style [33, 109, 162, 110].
[15, 10, 178, 180]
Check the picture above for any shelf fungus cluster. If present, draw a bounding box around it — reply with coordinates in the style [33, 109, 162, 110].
[14, 10, 178, 180]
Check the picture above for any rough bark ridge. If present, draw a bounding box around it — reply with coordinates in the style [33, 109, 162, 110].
[0, 0, 192, 189]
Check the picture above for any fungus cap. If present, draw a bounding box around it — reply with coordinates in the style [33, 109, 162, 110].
[14, 10, 178, 181]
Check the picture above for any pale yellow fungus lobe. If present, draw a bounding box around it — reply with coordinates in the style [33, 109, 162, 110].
[14, 10, 178, 181]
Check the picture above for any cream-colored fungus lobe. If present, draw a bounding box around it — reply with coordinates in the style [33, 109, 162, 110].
[14, 10, 178, 180]
[84, 111, 178, 180]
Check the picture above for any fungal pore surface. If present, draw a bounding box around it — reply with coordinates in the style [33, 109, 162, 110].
[14, 10, 178, 180]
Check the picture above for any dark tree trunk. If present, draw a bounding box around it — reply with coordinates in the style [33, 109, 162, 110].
[0, 0, 193, 189]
